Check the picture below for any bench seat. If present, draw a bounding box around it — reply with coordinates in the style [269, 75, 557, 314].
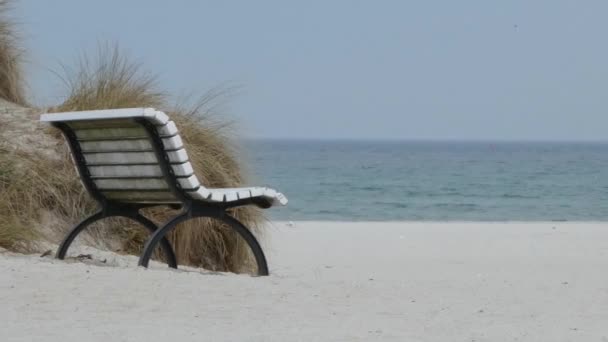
[40, 107, 288, 208]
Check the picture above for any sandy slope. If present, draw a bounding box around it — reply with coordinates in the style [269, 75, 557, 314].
[2, 222, 608, 342]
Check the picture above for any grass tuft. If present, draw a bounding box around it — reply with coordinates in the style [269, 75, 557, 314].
[0, 145, 86, 253]
[54, 44, 164, 112]
[0, 0, 26, 105]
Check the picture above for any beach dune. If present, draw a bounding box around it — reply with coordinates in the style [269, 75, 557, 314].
[2, 221, 608, 341]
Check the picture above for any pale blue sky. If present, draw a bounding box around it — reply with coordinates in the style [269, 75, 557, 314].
[15, 1, 608, 140]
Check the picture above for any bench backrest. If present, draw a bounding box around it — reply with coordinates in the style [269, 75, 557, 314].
[41, 108, 208, 204]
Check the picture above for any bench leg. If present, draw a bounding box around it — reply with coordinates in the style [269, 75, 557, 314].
[219, 215, 269, 276]
[56, 210, 105, 260]
[137, 211, 190, 269]
[138, 211, 269, 276]
[56, 210, 177, 269]
[128, 213, 178, 269]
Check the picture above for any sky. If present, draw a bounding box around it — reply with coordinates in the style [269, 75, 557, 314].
[14, 1, 608, 141]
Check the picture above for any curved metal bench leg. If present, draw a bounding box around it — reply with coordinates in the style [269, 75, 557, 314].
[219, 214, 269, 276]
[138, 210, 269, 276]
[56, 210, 178, 269]
[128, 213, 178, 269]
[138, 211, 191, 268]
[56, 210, 105, 260]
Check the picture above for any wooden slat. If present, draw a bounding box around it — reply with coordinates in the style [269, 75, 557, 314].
[88, 163, 194, 178]
[75, 127, 148, 140]
[41, 108, 168, 125]
[224, 191, 238, 202]
[67, 118, 140, 130]
[237, 189, 252, 200]
[84, 151, 158, 165]
[102, 190, 178, 203]
[83, 149, 189, 165]
[187, 187, 211, 200]
[80, 139, 152, 153]
[157, 121, 178, 136]
[95, 178, 169, 190]
[89, 165, 162, 178]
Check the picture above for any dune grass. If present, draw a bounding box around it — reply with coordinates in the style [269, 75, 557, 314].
[49, 46, 264, 273]
[55, 46, 164, 112]
[0, 0, 26, 105]
[0, 145, 86, 253]
[0, 149, 37, 252]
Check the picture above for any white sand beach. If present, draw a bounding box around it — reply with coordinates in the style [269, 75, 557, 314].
[2, 222, 608, 342]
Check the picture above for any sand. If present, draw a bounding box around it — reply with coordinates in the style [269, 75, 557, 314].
[2, 221, 608, 341]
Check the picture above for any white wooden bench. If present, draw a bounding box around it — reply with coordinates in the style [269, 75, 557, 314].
[41, 108, 287, 275]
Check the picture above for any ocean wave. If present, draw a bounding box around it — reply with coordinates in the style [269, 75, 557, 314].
[432, 203, 479, 210]
[374, 201, 409, 209]
[500, 193, 541, 199]
[355, 185, 384, 191]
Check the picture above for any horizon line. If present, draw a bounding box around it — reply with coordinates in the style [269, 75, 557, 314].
[240, 137, 608, 143]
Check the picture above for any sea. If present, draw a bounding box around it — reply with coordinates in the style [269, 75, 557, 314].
[244, 140, 608, 221]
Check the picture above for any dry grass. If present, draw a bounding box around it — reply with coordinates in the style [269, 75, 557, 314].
[0, 151, 36, 252]
[55, 45, 164, 112]
[50, 46, 265, 273]
[0, 144, 90, 252]
[0, 0, 26, 105]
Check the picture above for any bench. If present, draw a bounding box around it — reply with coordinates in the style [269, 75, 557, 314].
[40, 108, 287, 275]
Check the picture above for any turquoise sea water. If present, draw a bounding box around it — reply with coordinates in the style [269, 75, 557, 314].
[245, 140, 608, 221]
